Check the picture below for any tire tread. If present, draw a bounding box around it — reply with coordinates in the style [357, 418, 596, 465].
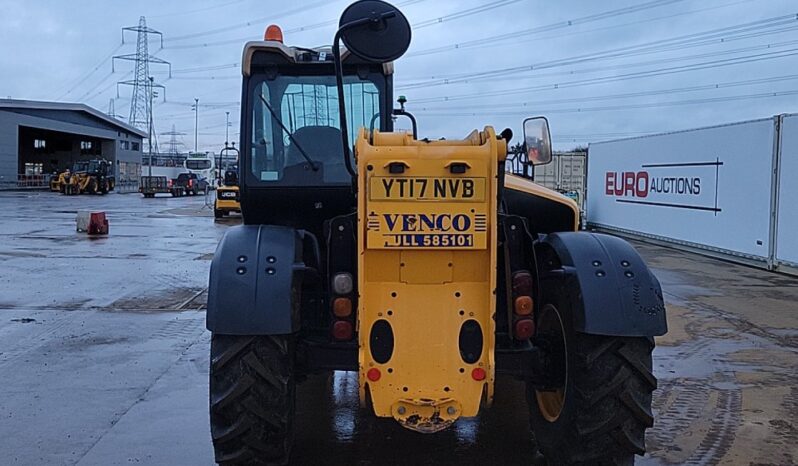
[210, 334, 294, 465]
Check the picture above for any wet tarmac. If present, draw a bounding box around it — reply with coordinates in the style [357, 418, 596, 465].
[0, 191, 795, 465]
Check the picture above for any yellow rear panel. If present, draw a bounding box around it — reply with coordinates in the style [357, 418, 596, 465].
[355, 127, 505, 432]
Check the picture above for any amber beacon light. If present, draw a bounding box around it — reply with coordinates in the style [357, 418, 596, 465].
[264, 24, 283, 42]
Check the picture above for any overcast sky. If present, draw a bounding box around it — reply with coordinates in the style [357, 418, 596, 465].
[0, 0, 795, 151]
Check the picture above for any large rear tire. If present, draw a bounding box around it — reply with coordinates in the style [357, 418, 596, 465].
[86, 178, 97, 194]
[528, 301, 656, 465]
[210, 334, 295, 465]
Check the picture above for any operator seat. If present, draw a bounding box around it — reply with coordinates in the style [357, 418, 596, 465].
[284, 125, 348, 182]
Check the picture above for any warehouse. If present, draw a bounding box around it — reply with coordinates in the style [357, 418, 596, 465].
[0, 99, 146, 188]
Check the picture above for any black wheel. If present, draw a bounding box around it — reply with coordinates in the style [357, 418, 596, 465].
[214, 209, 224, 219]
[86, 179, 97, 194]
[100, 181, 109, 195]
[528, 299, 656, 465]
[210, 334, 295, 465]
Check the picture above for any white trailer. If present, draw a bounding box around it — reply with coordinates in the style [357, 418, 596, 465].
[586, 115, 795, 274]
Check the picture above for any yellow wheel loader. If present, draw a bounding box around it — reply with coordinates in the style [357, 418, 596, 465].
[206, 2, 667, 464]
[62, 160, 115, 195]
[49, 170, 69, 192]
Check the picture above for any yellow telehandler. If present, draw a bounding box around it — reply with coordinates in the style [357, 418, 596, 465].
[206, 2, 667, 464]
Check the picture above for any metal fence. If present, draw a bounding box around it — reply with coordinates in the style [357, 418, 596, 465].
[0, 174, 50, 190]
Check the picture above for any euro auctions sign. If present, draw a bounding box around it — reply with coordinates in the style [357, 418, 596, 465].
[604, 159, 722, 213]
[587, 118, 776, 259]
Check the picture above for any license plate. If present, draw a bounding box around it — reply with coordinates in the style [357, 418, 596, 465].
[370, 177, 485, 202]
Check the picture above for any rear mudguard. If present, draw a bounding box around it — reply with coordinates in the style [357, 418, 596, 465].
[537, 232, 667, 337]
[206, 225, 306, 335]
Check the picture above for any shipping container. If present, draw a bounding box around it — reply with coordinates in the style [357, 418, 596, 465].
[586, 115, 796, 273]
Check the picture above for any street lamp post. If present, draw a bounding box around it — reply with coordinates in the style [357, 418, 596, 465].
[148, 77, 154, 178]
[225, 111, 230, 146]
[193, 97, 199, 153]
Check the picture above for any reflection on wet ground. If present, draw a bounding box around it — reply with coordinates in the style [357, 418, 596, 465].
[0, 192, 796, 465]
[293, 371, 536, 465]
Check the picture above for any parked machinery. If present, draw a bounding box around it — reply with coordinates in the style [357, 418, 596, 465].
[206, 2, 667, 464]
[62, 159, 115, 195]
[214, 144, 241, 219]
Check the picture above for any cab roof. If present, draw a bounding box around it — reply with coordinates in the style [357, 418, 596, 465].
[242, 40, 394, 77]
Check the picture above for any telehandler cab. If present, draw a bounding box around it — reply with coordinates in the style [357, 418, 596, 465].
[207, 2, 667, 464]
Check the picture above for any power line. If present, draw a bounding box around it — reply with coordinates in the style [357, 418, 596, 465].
[412, 0, 524, 29]
[411, 47, 798, 104]
[407, 34, 798, 94]
[399, 13, 798, 89]
[160, 0, 507, 51]
[165, 0, 336, 42]
[414, 74, 798, 111]
[54, 43, 124, 101]
[150, 0, 247, 19]
[416, 89, 798, 117]
[405, 0, 689, 58]
[403, 0, 759, 66]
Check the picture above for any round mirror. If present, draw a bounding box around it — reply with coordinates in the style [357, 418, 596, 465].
[339, 0, 411, 63]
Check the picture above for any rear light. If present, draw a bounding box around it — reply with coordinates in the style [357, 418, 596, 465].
[332, 320, 353, 341]
[332, 273, 354, 295]
[514, 296, 533, 316]
[366, 368, 381, 382]
[512, 270, 533, 296]
[514, 318, 535, 340]
[167, 179, 173, 187]
[332, 297, 352, 317]
[471, 367, 486, 381]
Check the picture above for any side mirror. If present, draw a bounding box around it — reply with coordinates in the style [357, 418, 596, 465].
[339, 0, 411, 63]
[522, 117, 552, 165]
[333, 0, 412, 180]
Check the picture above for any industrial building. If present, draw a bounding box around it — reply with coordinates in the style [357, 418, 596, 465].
[0, 99, 146, 189]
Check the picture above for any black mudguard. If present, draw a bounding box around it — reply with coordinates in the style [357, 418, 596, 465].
[207, 225, 305, 335]
[538, 232, 667, 337]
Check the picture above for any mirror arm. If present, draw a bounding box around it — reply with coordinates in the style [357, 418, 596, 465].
[333, 28, 357, 180]
[334, 11, 399, 182]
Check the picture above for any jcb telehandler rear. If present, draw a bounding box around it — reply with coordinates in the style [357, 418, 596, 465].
[62, 159, 115, 195]
[207, 2, 667, 464]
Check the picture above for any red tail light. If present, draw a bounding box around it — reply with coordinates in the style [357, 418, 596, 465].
[366, 368, 381, 382]
[471, 367, 486, 381]
[332, 320, 353, 341]
[514, 318, 535, 340]
[167, 179, 173, 187]
[512, 271, 533, 296]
